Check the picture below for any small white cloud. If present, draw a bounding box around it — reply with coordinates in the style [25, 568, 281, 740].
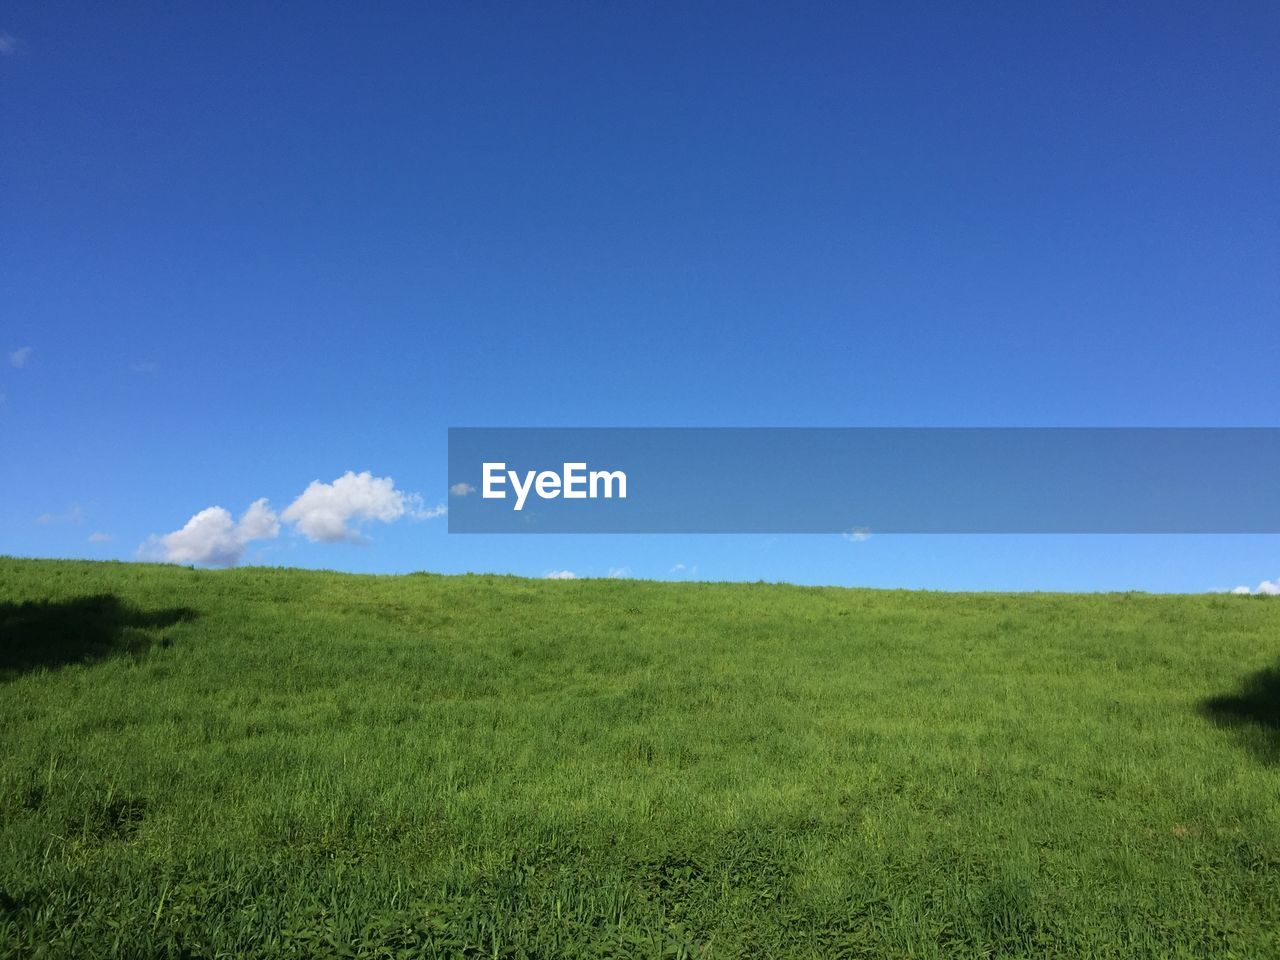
[37, 503, 84, 525]
[450, 482, 475, 497]
[669, 563, 698, 576]
[841, 527, 872, 542]
[9, 346, 32, 368]
[414, 503, 447, 519]
[0, 34, 18, 56]
[130, 360, 159, 374]
[1232, 579, 1280, 596]
[281, 470, 432, 543]
[607, 566, 632, 579]
[545, 570, 576, 579]
[87, 531, 112, 543]
[145, 498, 279, 567]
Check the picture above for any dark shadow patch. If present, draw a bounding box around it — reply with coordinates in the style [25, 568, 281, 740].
[0, 887, 35, 919]
[84, 795, 149, 841]
[1201, 665, 1280, 763]
[0, 595, 196, 681]
[57, 791, 151, 842]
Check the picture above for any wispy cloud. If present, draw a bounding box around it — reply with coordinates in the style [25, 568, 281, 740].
[670, 562, 697, 576]
[841, 527, 872, 543]
[9, 346, 32, 369]
[545, 570, 576, 579]
[37, 503, 84, 525]
[450, 482, 475, 497]
[607, 566, 632, 579]
[88, 531, 113, 543]
[130, 360, 159, 374]
[0, 34, 18, 56]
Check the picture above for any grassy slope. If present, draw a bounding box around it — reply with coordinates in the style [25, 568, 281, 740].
[1, 557, 1278, 959]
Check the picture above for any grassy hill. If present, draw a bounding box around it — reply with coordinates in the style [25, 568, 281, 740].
[1, 556, 1278, 958]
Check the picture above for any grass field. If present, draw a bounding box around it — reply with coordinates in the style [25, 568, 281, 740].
[1, 556, 1278, 958]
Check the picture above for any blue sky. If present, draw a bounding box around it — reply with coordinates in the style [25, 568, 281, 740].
[2, 3, 1278, 591]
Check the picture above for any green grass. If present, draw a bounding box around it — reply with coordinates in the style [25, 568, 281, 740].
[1, 556, 1278, 959]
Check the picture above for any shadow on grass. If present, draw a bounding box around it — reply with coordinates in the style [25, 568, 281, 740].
[0, 595, 197, 681]
[1201, 664, 1280, 764]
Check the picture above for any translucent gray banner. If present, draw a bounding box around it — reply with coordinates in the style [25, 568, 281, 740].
[447, 428, 1280, 533]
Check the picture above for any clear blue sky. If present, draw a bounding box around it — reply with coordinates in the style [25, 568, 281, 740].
[2, 2, 1277, 591]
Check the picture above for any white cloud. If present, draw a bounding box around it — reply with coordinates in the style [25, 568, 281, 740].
[151, 508, 243, 566]
[450, 482, 475, 497]
[842, 527, 871, 542]
[545, 570, 576, 579]
[147, 498, 279, 567]
[9, 346, 32, 368]
[130, 360, 159, 374]
[281, 470, 432, 543]
[237, 497, 280, 541]
[87, 531, 112, 543]
[1231, 578, 1280, 596]
[143, 470, 442, 566]
[0, 34, 17, 56]
[670, 563, 698, 576]
[607, 566, 632, 579]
